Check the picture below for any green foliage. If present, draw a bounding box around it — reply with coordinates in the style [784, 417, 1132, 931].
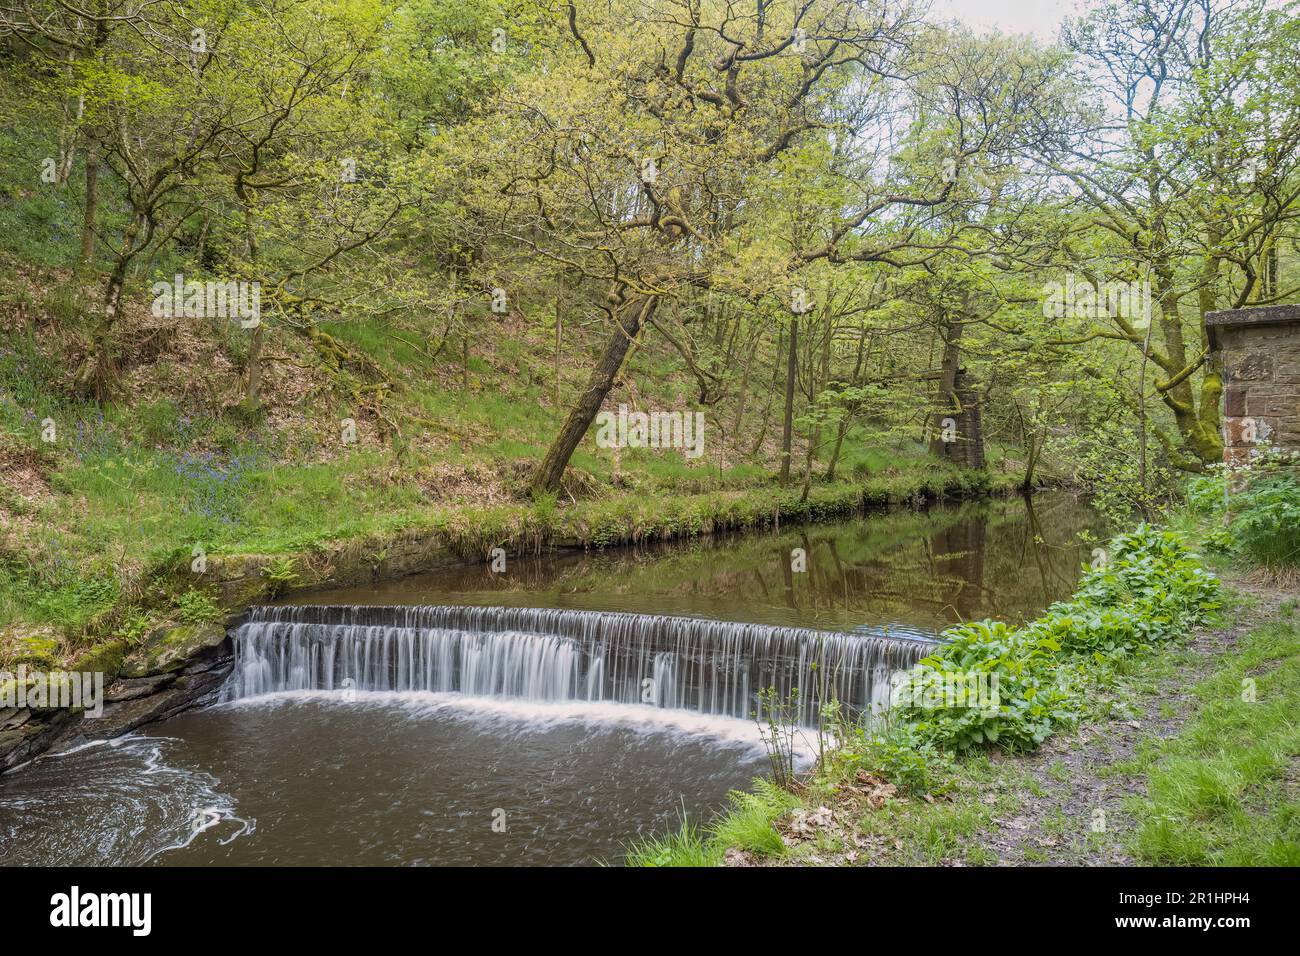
[0, 560, 119, 637]
[1229, 472, 1300, 569]
[1048, 524, 1223, 651]
[837, 719, 954, 795]
[625, 779, 798, 866]
[175, 589, 222, 625]
[1185, 471, 1228, 517]
[261, 556, 301, 598]
[117, 608, 156, 646]
[892, 524, 1220, 753]
[623, 818, 718, 868]
[895, 620, 1082, 751]
[709, 779, 800, 857]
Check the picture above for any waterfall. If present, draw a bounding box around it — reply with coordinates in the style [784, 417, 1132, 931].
[222, 605, 937, 725]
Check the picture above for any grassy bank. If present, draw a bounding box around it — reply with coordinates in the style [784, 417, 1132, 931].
[1, 250, 1041, 674]
[1126, 597, 1300, 865]
[0, 426, 1022, 675]
[627, 514, 1298, 867]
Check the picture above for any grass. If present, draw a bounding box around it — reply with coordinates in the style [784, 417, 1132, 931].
[623, 819, 718, 868]
[1127, 599, 1300, 865]
[625, 780, 799, 867]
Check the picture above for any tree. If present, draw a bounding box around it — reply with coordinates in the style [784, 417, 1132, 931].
[1050, 0, 1300, 469]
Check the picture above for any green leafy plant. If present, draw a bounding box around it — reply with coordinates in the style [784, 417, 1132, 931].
[262, 556, 301, 598]
[175, 588, 222, 625]
[892, 525, 1220, 753]
[1230, 472, 1300, 569]
[894, 620, 1081, 751]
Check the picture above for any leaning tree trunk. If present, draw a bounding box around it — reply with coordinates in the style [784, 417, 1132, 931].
[529, 295, 657, 497]
[76, 217, 139, 398]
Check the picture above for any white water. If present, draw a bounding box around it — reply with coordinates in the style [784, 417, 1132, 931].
[223, 605, 935, 724]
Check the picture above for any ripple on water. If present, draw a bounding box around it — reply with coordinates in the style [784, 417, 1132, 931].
[0, 735, 252, 866]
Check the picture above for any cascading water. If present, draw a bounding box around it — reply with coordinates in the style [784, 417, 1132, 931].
[223, 605, 936, 725]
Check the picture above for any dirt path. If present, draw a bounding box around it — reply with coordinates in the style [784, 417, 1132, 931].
[971, 580, 1283, 866]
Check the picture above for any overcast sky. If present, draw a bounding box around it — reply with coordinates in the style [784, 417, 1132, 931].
[933, 0, 1083, 40]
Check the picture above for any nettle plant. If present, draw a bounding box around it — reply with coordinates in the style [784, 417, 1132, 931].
[892, 525, 1220, 753]
[1191, 457, 1300, 570]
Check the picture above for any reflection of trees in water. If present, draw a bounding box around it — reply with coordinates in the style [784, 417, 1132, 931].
[356, 494, 1103, 632]
[929, 508, 987, 622]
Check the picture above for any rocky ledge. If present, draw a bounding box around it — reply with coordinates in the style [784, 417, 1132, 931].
[0, 620, 235, 774]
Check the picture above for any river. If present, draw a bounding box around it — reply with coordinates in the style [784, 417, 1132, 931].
[0, 492, 1101, 866]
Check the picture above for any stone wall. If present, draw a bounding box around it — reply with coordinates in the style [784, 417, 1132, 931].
[1206, 304, 1300, 466]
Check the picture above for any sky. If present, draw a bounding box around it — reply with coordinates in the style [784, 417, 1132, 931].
[934, 0, 1083, 40]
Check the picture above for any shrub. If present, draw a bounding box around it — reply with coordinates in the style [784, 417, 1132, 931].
[893, 620, 1082, 751]
[1231, 472, 1300, 569]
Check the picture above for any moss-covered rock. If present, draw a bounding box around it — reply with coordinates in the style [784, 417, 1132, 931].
[120, 622, 228, 678]
[1, 626, 63, 669]
[71, 638, 130, 681]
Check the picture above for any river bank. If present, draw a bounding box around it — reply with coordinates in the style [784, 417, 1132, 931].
[712, 577, 1298, 867]
[628, 517, 1298, 867]
[1, 464, 1033, 774]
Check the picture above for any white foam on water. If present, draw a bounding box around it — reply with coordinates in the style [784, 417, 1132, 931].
[220, 688, 821, 761]
[0, 732, 255, 865]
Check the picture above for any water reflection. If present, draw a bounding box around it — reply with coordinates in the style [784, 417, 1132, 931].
[296, 492, 1104, 636]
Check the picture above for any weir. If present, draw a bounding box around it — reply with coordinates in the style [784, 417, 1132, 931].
[222, 605, 938, 725]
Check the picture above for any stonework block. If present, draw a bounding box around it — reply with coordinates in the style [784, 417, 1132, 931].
[1224, 446, 1252, 467]
[1223, 352, 1274, 383]
[1245, 391, 1297, 418]
[1223, 417, 1250, 446]
[1209, 306, 1300, 464]
[1276, 350, 1300, 385]
[1224, 416, 1279, 447]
